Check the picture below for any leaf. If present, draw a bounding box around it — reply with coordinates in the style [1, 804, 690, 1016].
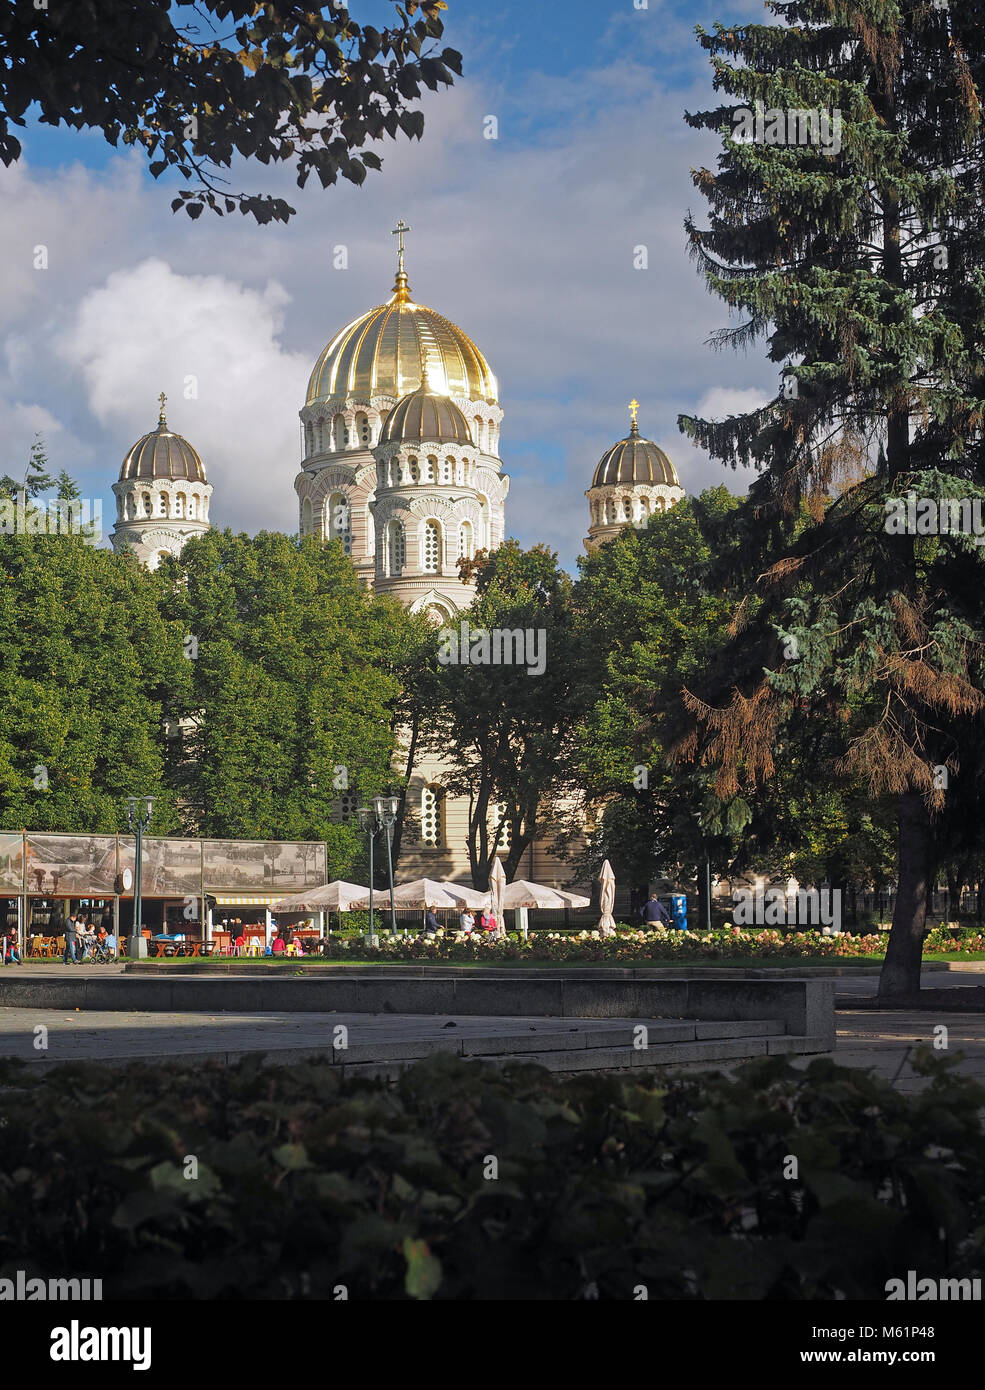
[403, 1237, 442, 1300]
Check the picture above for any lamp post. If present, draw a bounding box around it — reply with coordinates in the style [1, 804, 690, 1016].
[125, 794, 155, 959]
[357, 806, 377, 941]
[373, 794, 400, 935]
[359, 796, 401, 939]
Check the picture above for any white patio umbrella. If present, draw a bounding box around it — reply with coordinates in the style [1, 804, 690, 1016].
[272, 881, 370, 913]
[555, 887, 592, 909]
[502, 880, 583, 909]
[597, 859, 616, 937]
[439, 882, 491, 909]
[489, 858, 507, 937]
[348, 878, 460, 910]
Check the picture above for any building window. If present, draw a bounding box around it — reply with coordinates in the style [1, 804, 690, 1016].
[356, 412, 370, 445]
[333, 414, 347, 451]
[423, 520, 441, 573]
[473, 417, 483, 448]
[338, 792, 358, 821]
[494, 803, 511, 853]
[409, 458, 420, 484]
[441, 458, 452, 484]
[640, 496, 650, 520]
[328, 493, 352, 554]
[173, 493, 185, 519]
[459, 520, 474, 561]
[187, 495, 197, 520]
[388, 519, 406, 577]
[421, 785, 445, 847]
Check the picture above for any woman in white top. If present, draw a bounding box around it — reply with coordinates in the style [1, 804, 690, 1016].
[459, 910, 475, 934]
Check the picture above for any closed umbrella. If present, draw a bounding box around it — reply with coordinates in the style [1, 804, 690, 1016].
[597, 860, 616, 937]
[489, 858, 507, 937]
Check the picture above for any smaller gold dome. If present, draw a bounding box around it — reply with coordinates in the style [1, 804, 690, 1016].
[592, 412, 679, 489]
[380, 385, 473, 446]
[120, 397, 207, 484]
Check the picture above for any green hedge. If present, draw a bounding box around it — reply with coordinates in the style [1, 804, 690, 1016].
[1, 1050, 983, 1299]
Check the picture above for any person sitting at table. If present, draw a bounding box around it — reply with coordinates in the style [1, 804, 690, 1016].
[271, 934, 286, 956]
[234, 931, 245, 956]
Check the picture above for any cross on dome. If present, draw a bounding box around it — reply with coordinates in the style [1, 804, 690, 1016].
[391, 219, 413, 301]
[628, 398, 640, 435]
[158, 391, 168, 426]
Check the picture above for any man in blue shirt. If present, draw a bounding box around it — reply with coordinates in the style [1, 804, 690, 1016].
[641, 894, 671, 926]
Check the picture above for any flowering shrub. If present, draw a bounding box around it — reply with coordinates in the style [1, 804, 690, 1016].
[318, 924, 937, 963]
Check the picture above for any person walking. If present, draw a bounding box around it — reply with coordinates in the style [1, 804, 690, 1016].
[63, 911, 79, 964]
[641, 893, 671, 927]
[4, 930, 22, 965]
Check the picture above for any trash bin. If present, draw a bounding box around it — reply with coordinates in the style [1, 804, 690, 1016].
[670, 893, 688, 932]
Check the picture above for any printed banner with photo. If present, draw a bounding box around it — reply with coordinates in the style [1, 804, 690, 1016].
[23, 834, 117, 896]
[204, 840, 268, 892]
[139, 839, 203, 898]
[266, 841, 326, 891]
[0, 833, 24, 894]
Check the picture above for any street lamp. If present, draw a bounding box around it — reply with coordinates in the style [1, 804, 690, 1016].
[358, 796, 401, 939]
[125, 794, 155, 959]
[357, 806, 376, 937]
[373, 794, 400, 935]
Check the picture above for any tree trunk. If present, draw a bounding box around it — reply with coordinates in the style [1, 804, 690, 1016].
[878, 792, 932, 998]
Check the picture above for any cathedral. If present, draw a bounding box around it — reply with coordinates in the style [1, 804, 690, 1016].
[110, 224, 686, 885]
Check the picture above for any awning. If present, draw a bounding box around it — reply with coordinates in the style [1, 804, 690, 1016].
[212, 895, 284, 907]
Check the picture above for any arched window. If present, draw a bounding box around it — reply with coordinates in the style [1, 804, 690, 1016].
[455, 459, 464, 485]
[459, 520, 474, 561]
[441, 457, 453, 484]
[421, 784, 445, 847]
[476, 493, 491, 549]
[409, 458, 420, 484]
[639, 496, 650, 521]
[387, 519, 405, 577]
[623, 496, 634, 522]
[328, 492, 351, 553]
[424, 456, 437, 483]
[606, 499, 617, 524]
[333, 414, 347, 451]
[356, 412, 370, 446]
[494, 803, 512, 853]
[173, 493, 185, 519]
[423, 520, 441, 573]
[302, 498, 313, 535]
[187, 495, 197, 520]
[472, 417, 483, 448]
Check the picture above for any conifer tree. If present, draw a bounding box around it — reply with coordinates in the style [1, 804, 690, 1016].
[678, 1, 985, 995]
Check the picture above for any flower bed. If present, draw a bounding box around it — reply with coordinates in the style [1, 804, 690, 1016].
[317, 923, 985, 964]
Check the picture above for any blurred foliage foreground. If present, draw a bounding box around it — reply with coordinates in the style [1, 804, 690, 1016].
[0, 1050, 982, 1299]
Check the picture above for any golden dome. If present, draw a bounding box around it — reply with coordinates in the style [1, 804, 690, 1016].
[380, 385, 473, 446]
[119, 396, 207, 484]
[592, 408, 679, 489]
[306, 265, 498, 406]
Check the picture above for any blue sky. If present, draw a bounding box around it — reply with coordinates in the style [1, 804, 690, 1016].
[3, 0, 771, 571]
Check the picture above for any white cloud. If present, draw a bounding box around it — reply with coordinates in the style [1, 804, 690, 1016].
[57, 258, 309, 531]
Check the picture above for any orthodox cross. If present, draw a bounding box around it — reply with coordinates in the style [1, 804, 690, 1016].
[158, 391, 168, 425]
[392, 219, 412, 275]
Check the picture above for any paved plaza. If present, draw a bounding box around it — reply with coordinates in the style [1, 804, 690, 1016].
[0, 963, 982, 1084]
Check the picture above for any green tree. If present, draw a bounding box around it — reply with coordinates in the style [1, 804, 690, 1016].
[432, 542, 584, 888]
[678, 1, 985, 995]
[161, 531, 414, 877]
[570, 492, 742, 918]
[0, 535, 185, 832]
[2, 2, 461, 224]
